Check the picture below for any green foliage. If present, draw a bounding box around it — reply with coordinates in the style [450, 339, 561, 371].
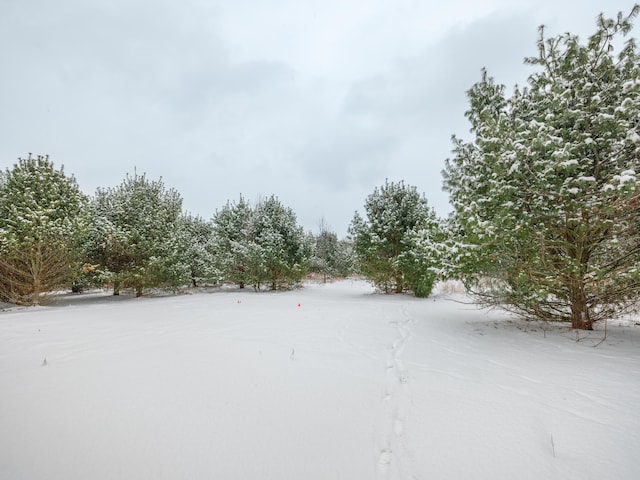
[212, 195, 311, 290]
[175, 214, 219, 287]
[212, 196, 256, 289]
[443, 6, 640, 328]
[349, 180, 441, 296]
[309, 224, 355, 282]
[252, 196, 312, 290]
[84, 172, 187, 296]
[0, 154, 88, 304]
[399, 219, 446, 297]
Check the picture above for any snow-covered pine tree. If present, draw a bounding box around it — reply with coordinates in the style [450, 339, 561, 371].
[349, 180, 441, 297]
[0, 154, 88, 304]
[212, 195, 257, 289]
[309, 219, 354, 282]
[84, 172, 186, 296]
[252, 195, 311, 290]
[443, 7, 640, 329]
[174, 214, 219, 287]
[399, 214, 447, 298]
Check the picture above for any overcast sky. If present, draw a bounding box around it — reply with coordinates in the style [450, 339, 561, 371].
[0, 0, 635, 236]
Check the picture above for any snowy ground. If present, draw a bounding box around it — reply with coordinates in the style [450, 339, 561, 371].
[1, 280, 639, 480]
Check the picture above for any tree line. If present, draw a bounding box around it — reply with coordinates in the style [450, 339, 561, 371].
[2, 7, 640, 330]
[0, 161, 354, 304]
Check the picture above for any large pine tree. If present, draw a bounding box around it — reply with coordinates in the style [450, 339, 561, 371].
[212, 196, 257, 289]
[85, 173, 186, 296]
[212, 195, 311, 290]
[252, 195, 311, 290]
[174, 214, 219, 288]
[0, 154, 88, 304]
[443, 7, 640, 329]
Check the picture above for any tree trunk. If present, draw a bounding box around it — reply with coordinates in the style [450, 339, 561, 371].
[569, 280, 592, 330]
[32, 284, 40, 306]
[30, 247, 42, 305]
[135, 284, 143, 297]
[113, 281, 120, 296]
[395, 274, 403, 294]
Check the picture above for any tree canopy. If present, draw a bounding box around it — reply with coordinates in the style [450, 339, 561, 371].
[212, 195, 311, 290]
[84, 172, 186, 296]
[443, 7, 640, 329]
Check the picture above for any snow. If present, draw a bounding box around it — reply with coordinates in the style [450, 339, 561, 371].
[560, 159, 579, 168]
[614, 170, 637, 187]
[1, 280, 639, 480]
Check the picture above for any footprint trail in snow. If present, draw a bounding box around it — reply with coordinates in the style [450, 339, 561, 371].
[377, 305, 416, 479]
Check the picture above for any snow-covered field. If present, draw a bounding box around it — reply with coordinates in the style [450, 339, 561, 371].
[1, 280, 638, 480]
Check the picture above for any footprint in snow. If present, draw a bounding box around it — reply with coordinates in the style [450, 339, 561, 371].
[378, 449, 392, 473]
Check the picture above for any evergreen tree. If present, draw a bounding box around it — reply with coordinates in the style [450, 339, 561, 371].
[252, 195, 311, 290]
[0, 154, 88, 305]
[212, 196, 256, 289]
[212, 195, 311, 290]
[175, 214, 219, 287]
[335, 239, 356, 278]
[443, 7, 640, 329]
[85, 172, 186, 296]
[399, 215, 447, 298]
[349, 180, 441, 296]
[309, 221, 355, 282]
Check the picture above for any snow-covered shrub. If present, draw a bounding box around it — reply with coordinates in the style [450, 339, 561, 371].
[349, 180, 442, 297]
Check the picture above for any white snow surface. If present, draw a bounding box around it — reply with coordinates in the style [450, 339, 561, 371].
[1, 280, 639, 480]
